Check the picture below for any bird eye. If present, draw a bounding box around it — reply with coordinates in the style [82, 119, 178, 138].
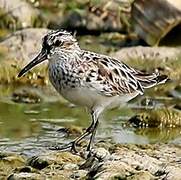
[54, 40, 62, 46]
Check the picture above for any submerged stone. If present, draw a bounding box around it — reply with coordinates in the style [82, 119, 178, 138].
[57, 125, 83, 137]
[11, 88, 42, 104]
[129, 108, 181, 128]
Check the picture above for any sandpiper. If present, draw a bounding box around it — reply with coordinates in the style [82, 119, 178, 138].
[18, 30, 168, 152]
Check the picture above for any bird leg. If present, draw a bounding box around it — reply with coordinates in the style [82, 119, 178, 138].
[87, 119, 99, 151]
[50, 112, 96, 153]
[72, 111, 99, 152]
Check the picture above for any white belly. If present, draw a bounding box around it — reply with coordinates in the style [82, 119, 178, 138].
[60, 86, 139, 111]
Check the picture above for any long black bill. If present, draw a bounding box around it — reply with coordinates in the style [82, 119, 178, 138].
[18, 49, 47, 77]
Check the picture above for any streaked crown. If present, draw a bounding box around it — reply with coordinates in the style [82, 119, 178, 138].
[42, 30, 79, 54]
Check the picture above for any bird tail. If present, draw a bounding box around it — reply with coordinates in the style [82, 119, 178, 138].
[135, 73, 168, 89]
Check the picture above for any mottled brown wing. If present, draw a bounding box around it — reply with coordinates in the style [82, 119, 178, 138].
[75, 51, 144, 97]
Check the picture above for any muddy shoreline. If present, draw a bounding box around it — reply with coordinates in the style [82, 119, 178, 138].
[1, 142, 180, 179]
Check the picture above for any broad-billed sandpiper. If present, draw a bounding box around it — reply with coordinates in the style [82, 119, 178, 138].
[18, 30, 168, 152]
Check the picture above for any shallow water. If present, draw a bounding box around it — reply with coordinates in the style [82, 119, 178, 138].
[0, 84, 180, 157]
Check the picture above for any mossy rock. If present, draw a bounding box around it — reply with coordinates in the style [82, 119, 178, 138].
[129, 108, 181, 128]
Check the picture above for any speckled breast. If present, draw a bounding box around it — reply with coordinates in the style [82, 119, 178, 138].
[48, 61, 80, 94]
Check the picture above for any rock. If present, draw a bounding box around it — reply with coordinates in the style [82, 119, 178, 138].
[57, 125, 84, 137]
[0, 28, 49, 62]
[90, 147, 110, 160]
[70, 169, 87, 179]
[63, 163, 79, 170]
[112, 46, 181, 80]
[94, 161, 137, 179]
[169, 85, 181, 99]
[38, 152, 85, 179]
[111, 149, 160, 174]
[83, 144, 181, 179]
[127, 171, 155, 180]
[49, 0, 132, 32]
[11, 88, 42, 104]
[0, 0, 40, 29]
[131, 0, 181, 45]
[113, 46, 181, 63]
[27, 156, 49, 170]
[129, 108, 181, 128]
[27, 151, 83, 170]
[14, 166, 34, 173]
[80, 147, 110, 169]
[0, 152, 26, 178]
[8, 172, 44, 180]
[165, 166, 181, 180]
[0, 28, 51, 85]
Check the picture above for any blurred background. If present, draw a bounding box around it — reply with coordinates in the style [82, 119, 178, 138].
[0, 0, 180, 156]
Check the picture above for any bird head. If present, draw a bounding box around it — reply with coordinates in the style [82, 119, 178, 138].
[18, 29, 79, 77]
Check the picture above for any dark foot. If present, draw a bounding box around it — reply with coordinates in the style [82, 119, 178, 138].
[49, 141, 78, 153]
[49, 117, 98, 154]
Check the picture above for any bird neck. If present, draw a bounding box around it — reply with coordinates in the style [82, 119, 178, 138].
[49, 48, 83, 68]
